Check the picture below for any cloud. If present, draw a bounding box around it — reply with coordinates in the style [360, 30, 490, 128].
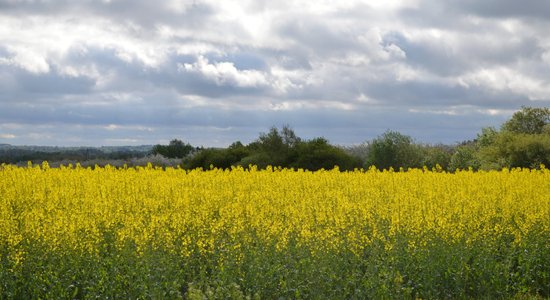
[180, 56, 268, 88]
[0, 0, 549, 146]
[0, 133, 16, 139]
[0, 46, 50, 74]
[446, 0, 550, 20]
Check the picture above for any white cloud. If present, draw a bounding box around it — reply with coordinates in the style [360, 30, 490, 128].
[105, 124, 119, 131]
[0, 133, 16, 139]
[356, 93, 378, 104]
[0, 47, 50, 74]
[180, 56, 268, 88]
[357, 28, 406, 62]
[460, 67, 550, 100]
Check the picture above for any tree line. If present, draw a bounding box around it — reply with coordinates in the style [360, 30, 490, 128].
[153, 127, 362, 171]
[0, 145, 152, 165]
[152, 106, 550, 171]
[1, 106, 548, 170]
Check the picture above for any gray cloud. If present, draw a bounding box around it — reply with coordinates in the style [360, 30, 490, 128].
[447, 0, 550, 20]
[0, 0, 216, 27]
[1, 0, 549, 147]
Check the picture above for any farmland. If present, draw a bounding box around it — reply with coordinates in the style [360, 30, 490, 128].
[0, 164, 549, 299]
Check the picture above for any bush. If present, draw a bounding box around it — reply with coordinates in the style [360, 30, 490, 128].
[292, 138, 362, 171]
[186, 142, 250, 170]
[152, 139, 194, 158]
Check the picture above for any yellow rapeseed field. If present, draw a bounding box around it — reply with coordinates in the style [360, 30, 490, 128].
[0, 163, 549, 298]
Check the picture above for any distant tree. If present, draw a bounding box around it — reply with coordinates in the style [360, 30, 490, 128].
[473, 107, 550, 169]
[476, 126, 499, 148]
[255, 125, 300, 167]
[364, 131, 423, 170]
[281, 125, 301, 148]
[228, 141, 249, 160]
[341, 143, 370, 163]
[449, 144, 480, 171]
[186, 148, 233, 169]
[185, 141, 250, 170]
[237, 152, 273, 169]
[258, 127, 283, 151]
[420, 145, 453, 171]
[501, 106, 550, 134]
[152, 139, 194, 158]
[478, 131, 550, 169]
[292, 138, 362, 171]
[232, 126, 364, 170]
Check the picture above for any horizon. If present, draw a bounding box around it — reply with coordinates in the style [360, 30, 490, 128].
[0, 125, 484, 148]
[1, 1, 549, 147]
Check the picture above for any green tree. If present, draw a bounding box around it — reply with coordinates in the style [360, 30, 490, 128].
[281, 125, 301, 148]
[478, 131, 550, 169]
[501, 106, 550, 134]
[476, 126, 498, 147]
[292, 138, 362, 171]
[152, 139, 194, 158]
[449, 144, 480, 171]
[186, 148, 230, 169]
[237, 152, 274, 169]
[364, 131, 423, 170]
[475, 107, 550, 169]
[186, 142, 250, 170]
[228, 141, 249, 160]
[254, 125, 300, 167]
[420, 145, 452, 171]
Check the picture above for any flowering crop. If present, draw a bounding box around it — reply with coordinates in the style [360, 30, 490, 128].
[0, 163, 548, 298]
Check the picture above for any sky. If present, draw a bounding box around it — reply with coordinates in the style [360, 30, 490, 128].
[1, 0, 550, 147]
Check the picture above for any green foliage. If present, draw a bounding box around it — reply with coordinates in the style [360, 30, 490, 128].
[364, 131, 424, 170]
[478, 131, 550, 169]
[501, 106, 550, 134]
[292, 138, 362, 171]
[152, 139, 194, 159]
[474, 107, 550, 170]
[449, 144, 480, 171]
[236, 152, 273, 169]
[477, 126, 498, 147]
[186, 142, 250, 170]
[0, 145, 151, 164]
[254, 125, 301, 167]
[257, 127, 286, 154]
[184, 126, 362, 171]
[420, 145, 452, 171]
[187, 148, 231, 169]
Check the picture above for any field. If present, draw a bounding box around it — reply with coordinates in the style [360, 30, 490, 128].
[0, 163, 549, 299]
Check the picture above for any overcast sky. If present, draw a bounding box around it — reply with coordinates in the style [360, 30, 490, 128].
[1, 0, 549, 146]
